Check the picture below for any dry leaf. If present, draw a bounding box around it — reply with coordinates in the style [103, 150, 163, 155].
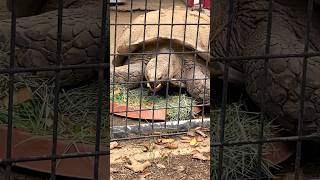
[162, 138, 175, 143]
[187, 131, 196, 137]
[110, 142, 119, 150]
[196, 136, 205, 142]
[1, 87, 33, 106]
[195, 129, 207, 138]
[191, 149, 200, 155]
[190, 138, 198, 147]
[165, 143, 178, 149]
[192, 153, 209, 161]
[180, 136, 191, 140]
[156, 163, 166, 168]
[124, 158, 152, 173]
[180, 139, 190, 143]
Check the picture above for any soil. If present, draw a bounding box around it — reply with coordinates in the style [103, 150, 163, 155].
[111, 155, 210, 180]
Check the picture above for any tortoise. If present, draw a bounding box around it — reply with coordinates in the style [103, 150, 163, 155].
[112, 8, 242, 104]
[212, 0, 320, 135]
[112, 8, 245, 104]
[0, 0, 102, 86]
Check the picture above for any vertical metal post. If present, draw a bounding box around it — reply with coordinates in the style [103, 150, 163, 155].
[5, 0, 16, 178]
[295, 0, 314, 179]
[50, 0, 64, 179]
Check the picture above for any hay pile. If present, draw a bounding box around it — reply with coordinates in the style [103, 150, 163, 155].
[0, 51, 277, 178]
[110, 84, 198, 121]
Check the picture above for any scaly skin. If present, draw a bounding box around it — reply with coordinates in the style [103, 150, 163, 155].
[212, 0, 320, 134]
[6, 0, 95, 17]
[0, 4, 102, 86]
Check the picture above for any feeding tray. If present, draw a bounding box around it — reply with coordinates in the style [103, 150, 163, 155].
[0, 126, 109, 179]
[110, 100, 202, 121]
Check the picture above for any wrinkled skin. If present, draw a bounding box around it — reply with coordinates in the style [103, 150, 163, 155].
[212, 0, 320, 134]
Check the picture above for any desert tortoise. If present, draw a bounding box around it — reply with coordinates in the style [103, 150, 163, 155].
[112, 9, 212, 104]
[212, 0, 320, 134]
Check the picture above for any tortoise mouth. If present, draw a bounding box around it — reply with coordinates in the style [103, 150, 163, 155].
[147, 82, 163, 92]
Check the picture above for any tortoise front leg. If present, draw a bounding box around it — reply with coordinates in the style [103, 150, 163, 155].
[183, 60, 210, 105]
[111, 62, 145, 90]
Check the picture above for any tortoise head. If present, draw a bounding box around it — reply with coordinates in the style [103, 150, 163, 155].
[145, 56, 169, 92]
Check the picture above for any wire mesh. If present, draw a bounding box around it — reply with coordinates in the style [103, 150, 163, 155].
[0, 0, 319, 179]
[211, 0, 320, 179]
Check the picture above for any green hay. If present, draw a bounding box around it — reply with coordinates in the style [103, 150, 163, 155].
[110, 84, 197, 121]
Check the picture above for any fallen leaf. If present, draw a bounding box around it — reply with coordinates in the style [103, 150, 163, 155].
[165, 143, 178, 149]
[180, 139, 190, 143]
[191, 149, 200, 155]
[156, 163, 166, 168]
[124, 158, 152, 173]
[192, 152, 210, 161]
[110, 142, 119, 150]
[155, 138, 176, 145]
[162, 138, 175, 143]
[180, 136, 191, 140]
[190, 138, 198, 147]
[195, 129, 207, 138]
[187, 131, 196, 137]
[1, 87, 33, 106]
[196, 136, 205, 142]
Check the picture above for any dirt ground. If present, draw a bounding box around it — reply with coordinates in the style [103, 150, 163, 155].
[111, 155, 210, 180]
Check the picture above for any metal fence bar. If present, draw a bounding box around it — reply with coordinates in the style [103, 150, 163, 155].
[217, 0, 235, 179]
[295, 0, 314, 179]
[93, 0, 109, 179]
[5, 0, 16, 178]
[137, 0, 150, 135]
[256, 0, 273, 178]
[150, 0, 163, 131]
[163, 0, 177, 130]
[50, 0, 64, 179]
[123, 0, 134, 136]
[176, 0, 190, 129]
[110, 0, 119, 139]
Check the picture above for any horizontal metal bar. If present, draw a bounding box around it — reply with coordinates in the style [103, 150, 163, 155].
[212, 51, 320, 62]
[110, 77, 210, 84]
[110, 104, 210, 114]
[0, 151, 109, 164]
[112, 118, 210, 139]
[110, 23, 210, 26]
[0, 63, 109, 74]
[111, 51, 210, 56]
[213, 134, 320, 147]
